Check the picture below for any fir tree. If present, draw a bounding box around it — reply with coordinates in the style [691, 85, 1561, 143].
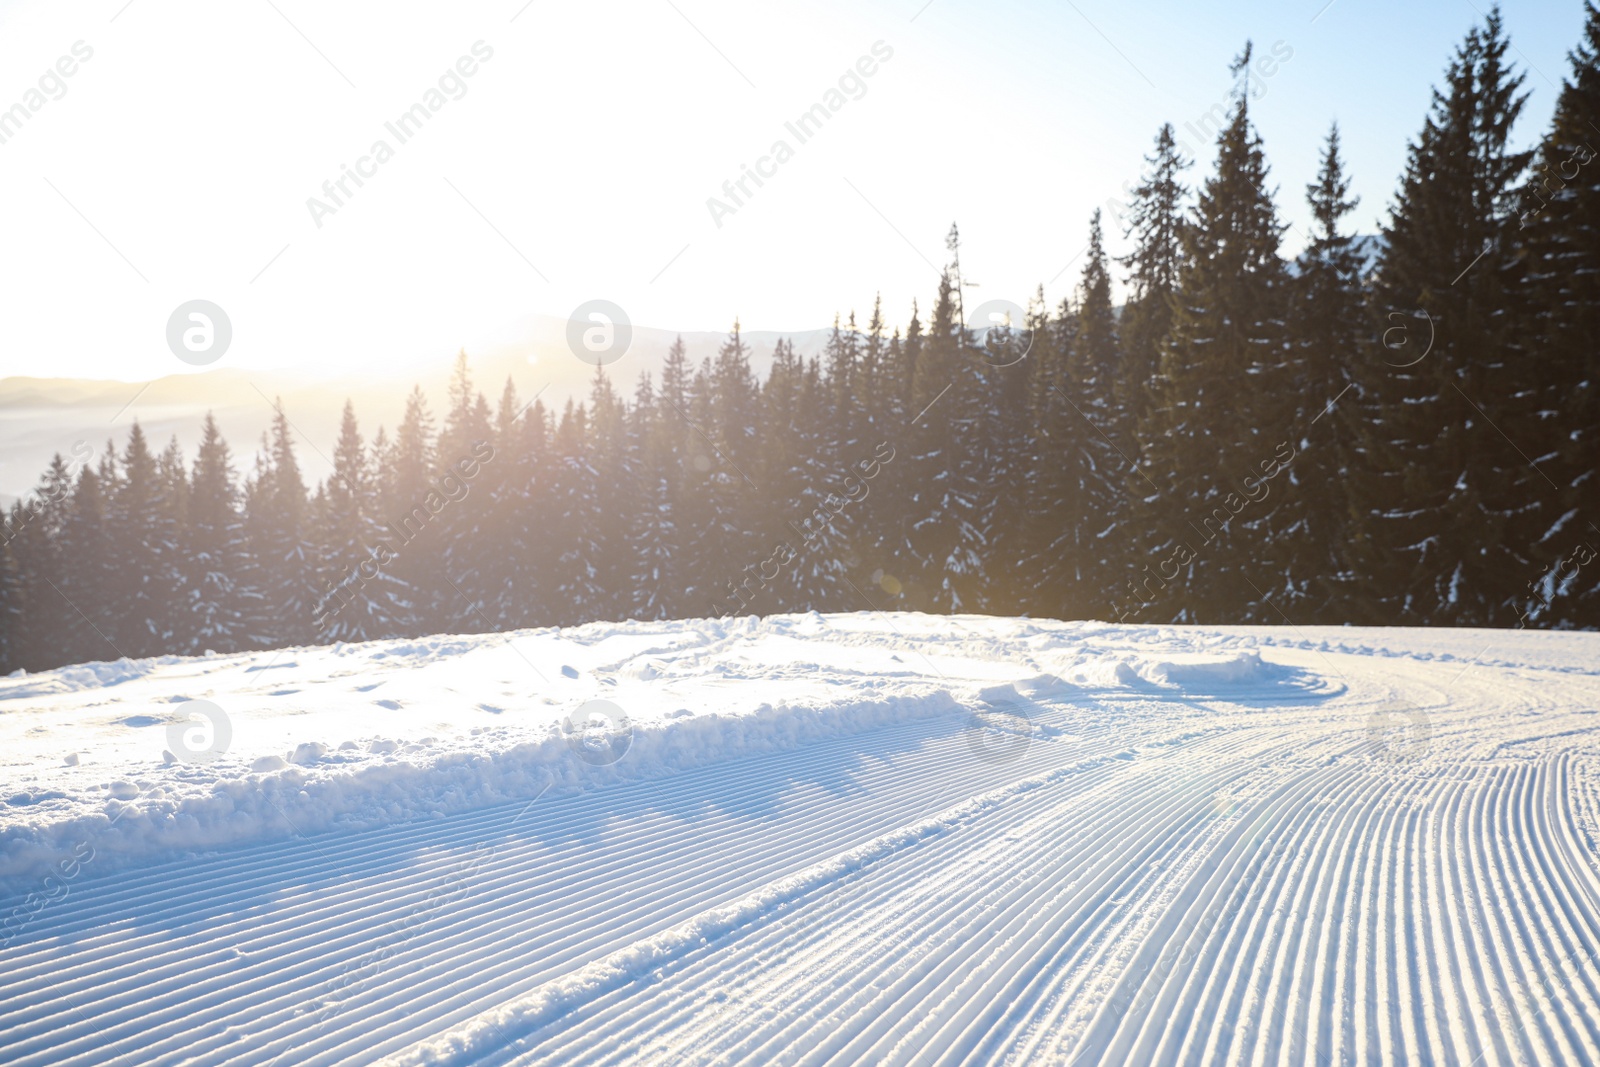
[186, 414, 254, 652]
[625, 370, 679, 620]
[384, 385, 439, 631]
[1055, 211, 1126, 616]
[58, 458, 117, 664]
[1513, 0, 1600, 626]
[479, 378, 539, 628]
[434, 354, 497, 632]
[641, 338, 693, 617]
[698, 323, 764, 614]
[315, 401, 408, 641]
[548, 400, 603, 624]
[901, 230, 990, 613]
[4, 456, 82, 669]
[584, 365, 634, 621]
[1118, 123, 1191, 452]
[1365, 7, 1534, 624]
[247, 403, 317, 645]
[1273, 124, 1373, 621]
[1137, 43, 1292, 623]
[1012, 286, 1070, 614]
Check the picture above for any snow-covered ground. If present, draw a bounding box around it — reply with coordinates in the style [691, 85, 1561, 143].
[2, 614, 1599, 1065]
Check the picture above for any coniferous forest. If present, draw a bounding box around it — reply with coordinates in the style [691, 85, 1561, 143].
[4, 7, 1600, 674]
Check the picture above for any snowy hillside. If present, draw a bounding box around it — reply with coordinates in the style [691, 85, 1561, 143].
[3, 615, 1600, 1064]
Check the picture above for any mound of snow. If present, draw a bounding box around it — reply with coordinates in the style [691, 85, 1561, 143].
[1138, 650, 1272, 687]
[0, 684, 963, 890]
[0, 614, 1314, 891]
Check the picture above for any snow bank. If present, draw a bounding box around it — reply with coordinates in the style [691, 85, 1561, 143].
[0, 613, 1319, 894]
[0, 688, 962, 891]
[1044, 648, 1299, 694]
[2, 656, 165, 699]
[1137, 649, 1273, 687]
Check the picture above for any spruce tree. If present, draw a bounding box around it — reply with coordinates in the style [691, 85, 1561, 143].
[973, 290, 1035, 616]
[0, 534, 19, 674]
[625, 371, 678, 620]
[1136, 44, 1291, 623]
[1274, 124, 1373, 621]
[850, 299, 905, 607]
[1118, 123, 1191, 455]
[1013, 286, 1072, 615]
[480, 378, 538, 627]
[584, 365, 633, 622]
[186, 413, 254, 653]
[799, 316, 866, 610]
[697, 323, 764, 615]
[741, 337, 819, 614]
[1365, 8, 1533, 624]
[153, 436, 191, 652]
[1056, 211, 1125, 616]
[315, 401, 409, 641]
[1514, 0, 1600, 626]
[901, 260, 984, 613]
[247, 404, 317, 646]
[548, 400, 603, 625]
[729, 339, 785, 616]
[640, 338, 693, 617]
[434, 354, 497, 632]
[6, 456, 82, 668]
[58, 457, 117, 663]
[513, 398, 557, 625]
[858, 303, 922, 609]
[384, 385, 439, 632]
[105, 422, 175, 657]
[858, 296, 893, 433]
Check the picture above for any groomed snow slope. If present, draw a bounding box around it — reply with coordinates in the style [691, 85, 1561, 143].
[2, 614, 1599, 1065]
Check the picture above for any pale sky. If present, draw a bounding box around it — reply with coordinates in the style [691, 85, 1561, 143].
[0, 0, 1582, 382]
